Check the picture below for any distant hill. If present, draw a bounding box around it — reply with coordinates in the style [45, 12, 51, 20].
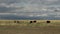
[0, 15, 60, 20]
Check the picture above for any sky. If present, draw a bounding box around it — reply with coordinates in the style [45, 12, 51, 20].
[0, 0, 60, 20]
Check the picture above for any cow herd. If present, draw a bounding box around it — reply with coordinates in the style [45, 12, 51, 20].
[14, 20, 51, 24]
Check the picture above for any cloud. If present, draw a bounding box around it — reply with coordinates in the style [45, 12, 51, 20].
[0, 0, 21, 3]
[0, 0, 59, 19]
[27, 14, 48, 17]
[45, 0, 58, 1]
[0, 7, 16, 13]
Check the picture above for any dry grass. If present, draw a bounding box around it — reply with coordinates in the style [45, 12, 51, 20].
[0, 20, 60, 26]
[0, 25, 60, 34]
[0, 20, 60, 34]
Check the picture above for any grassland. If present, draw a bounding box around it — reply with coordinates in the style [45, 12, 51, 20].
[0, 20, 60, 26]
[0, 20, 60, 34]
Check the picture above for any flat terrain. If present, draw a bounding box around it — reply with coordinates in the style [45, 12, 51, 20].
[0, 25, 60, 34]
[0, 20, 60, 34]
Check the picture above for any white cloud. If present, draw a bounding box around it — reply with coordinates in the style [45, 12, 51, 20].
[46, 0, 58, 2]
[22, 13, 48, 17]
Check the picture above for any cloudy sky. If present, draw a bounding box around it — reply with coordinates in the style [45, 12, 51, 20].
[0, 0, 60, 20]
